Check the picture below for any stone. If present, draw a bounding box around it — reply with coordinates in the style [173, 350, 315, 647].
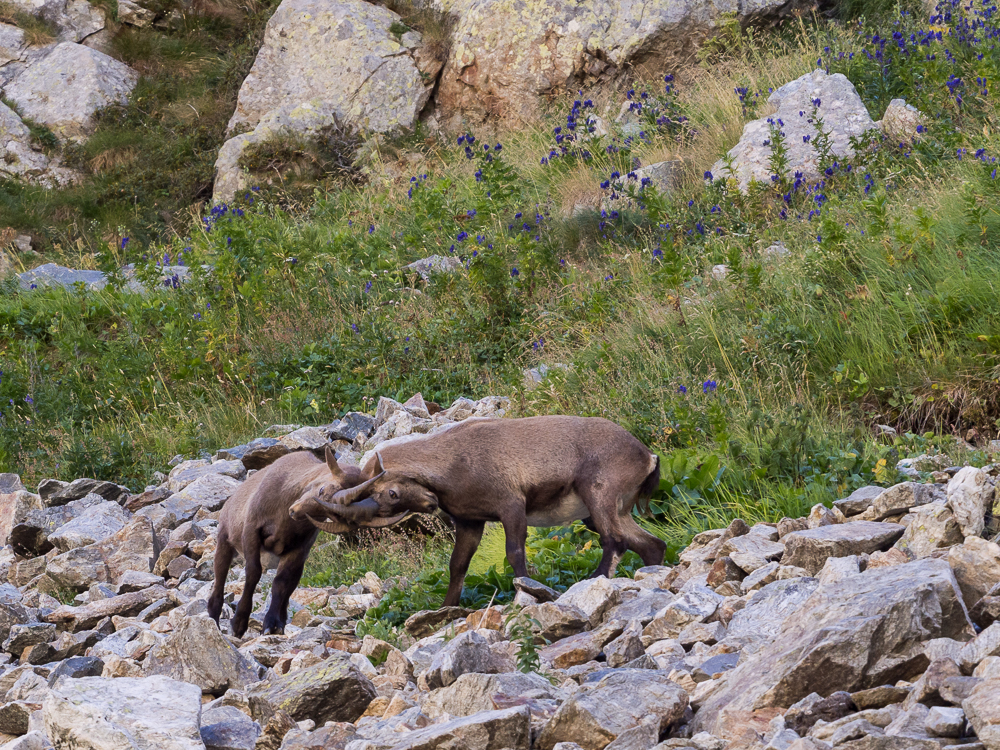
[678, 621, 726, 647]
[6, 0, 104, 42]
[962, 678, 1000, 749]
[780, 522, 904, 574]
[513, 577, 560, 603]
[43, 478, 127, 505]
[233, 438, 288, 470]
[925, 706, 965, 738]
[0, 592, 31, 645]
[144, 615, 259, 695]
[959, 623, 1000, 672]
[707, 556, 745, 588]
[896, 454, 950, 479]
[3, 624, 55, 655]
[784, 691, 854, 734]
[5, 43, 137, 143]
[834, 486, 883, 517]
[694, 558, 972, 734]
[247, 651, 376, 723]
[939, 675, 980, 705]
[0, 701, 35, 735]
[200, 705, 261, 750]
[44, 586, 170, 631]
[42, 675, 204, 750]
[947, 467, 994, 538]
[541, 629, 607, 670]
[741, 562, 780, 592]
[880, 98, 923, 140]
[0, 476, 25, 494]
[895, 503, 964, 559]
[902, 657, 961, 707]
[870, 482, 945, 520]
[948, 537, 1000, 610]
[829, 720, 884, 746]
[227, 0, 430, 137]
[719, 535, 785, 574]
[525, 602, 590, 641]
[817, 555, 860, 585]
[604, 620, 645, 668]
[389, 706, 530, 750]
[168, 473, 243, 511]
[117, 0, 155, 26]
[404, 607, 472, 638]
[851, 685, 911, 710]
[643, 587, 722, 640]
[11, 493, 107, 557]
[973, 595, 1000, 629]
[423, 630, 515, 689]
[536, 669, 688, 750]
[556, 577, 621, 627]
[46, 656, 104, 684]
[404, 255, 463, 283]
[17, 264, 109, 290]
[0, 491, 42, 547]
[421, 672, 558, 718]
[725, 577, 819, 650]
[437, 0, 800, 123]
[46, 501, 129, 552]
[712, 70, 877, 191]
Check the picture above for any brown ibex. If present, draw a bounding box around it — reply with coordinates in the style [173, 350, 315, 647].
[316, 416, 665, 607]
[208, 447, 403, 637]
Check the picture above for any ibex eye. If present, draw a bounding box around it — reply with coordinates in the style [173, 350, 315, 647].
[389, 490, 398, 500]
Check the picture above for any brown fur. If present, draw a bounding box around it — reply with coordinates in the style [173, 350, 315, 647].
[327, 416, 665, 607]
[207, 447, 363, 637]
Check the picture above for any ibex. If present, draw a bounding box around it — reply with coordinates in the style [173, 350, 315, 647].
[208, 447, 402, 637]
[315, 416, 665, 607]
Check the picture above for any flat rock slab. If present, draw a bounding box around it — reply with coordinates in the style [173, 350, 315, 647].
[694, 557, 972, 735]
[42, 675, 204, 750]
[780, 521, 905, 574]
[388, 706, 530, 750]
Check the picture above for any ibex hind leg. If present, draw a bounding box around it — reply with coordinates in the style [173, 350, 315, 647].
[207, 529, 235, 627]
[231, 529, 264, 638]
[577, 486, 629, 578]
[263, 542, 311, 635]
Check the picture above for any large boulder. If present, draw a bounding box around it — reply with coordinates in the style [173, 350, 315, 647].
[42, 675, 204, 750]
[436, 0, 806, 122]
[5, 42, 138, 142]
[226, 0, 431, 137]
[10, 493, 106, 557]
[423, 630, 515, 689]
[0, 489, 42, 546]
[46, 500, 130, 551]
[694, 558, 973, 735]
[711, 69, 878, 190]
[536, 669, 688, 750]
[144, 616, 260, 695]
[947, 466, 994, 538]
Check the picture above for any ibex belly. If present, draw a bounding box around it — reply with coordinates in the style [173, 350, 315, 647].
[260, 551, 281, 570]
[526, 492, 589, 526]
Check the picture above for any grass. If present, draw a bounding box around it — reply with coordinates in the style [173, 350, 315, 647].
[3, 0, 1000, 618]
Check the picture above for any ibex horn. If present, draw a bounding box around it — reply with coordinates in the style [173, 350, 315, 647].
[305, 515, 355, 534]
[326, 471, 384, 506]
[363, 511, 410, 528]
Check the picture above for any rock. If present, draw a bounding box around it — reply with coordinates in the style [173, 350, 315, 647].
[144, 615, 259, 695]
[44, 586, 170, 631]
[719, 535, 785, 574]
[5, 42, 137, 143]
[0, 730, 52, 749]
[513, 577, 560, 603]
[247, 651, 376, 723]
[237, 438, 290, 470]
[527, 602, 590, 641]
[421, 672, 557, 718]
[870, 482, 945, 520]
[678, 621, 726, 647]
[894, 503, 963, 559]
[423, 630, 514, 689]
[643, 587, 722, 640]
[902, 657, 961, 707]
[0, 491, 42, 547]
[694, 558, 972, 734]
[536, 669, 688, 750]
[404, 255, 463, 283]
[962, 678, 1000, 749]
[46, 656, 104, 684]
[0, 700, 36, 735]
[3, 623, 55, 654]
[167, 459, 245, 492]
[851, 685, 911, 710]
[17, 264, 110, 291]
[42, 675, 204, 750]
[43, 478, 128, 506]
[46, 501, 129, 552]
[707, 557, 745, 588]
[834, 486, 883, 517]
[556, 578, 621, 627]
[0, 591, 31, 645]
[0, 476, 25, 494]
[959, 623, 1000, 672]
[540, 629, 607, 670]
[200, 706, 261, 750]
[780, 522, 904, 574]
[116, 0, 155, 26]
[169, 473, 241, 513]
[711, 69, 877, 191]
[325, 413, 375, 443]
[783, 691, 854, 734]
[604, 620, 645, 667]
[880, 99, 923, 140]
[389, 706, 530, 750]
[816, 555, 860, 585]
[948, 537, 1000, 610]
[896, 454, 950, 479]
[725, 577, 819, 651]
[924, 705, 964, 738]
[947, 466, 994, 538]
[11, 493, 107, 557]
[437, 0, 800, 123]
[227, 0, 430, 137]
[404, 607, 472, 638]
[6, 0, 104, 42]
[740, 562, 780, 592]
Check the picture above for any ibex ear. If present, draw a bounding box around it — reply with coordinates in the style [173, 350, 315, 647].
[326, 445, 345, 480]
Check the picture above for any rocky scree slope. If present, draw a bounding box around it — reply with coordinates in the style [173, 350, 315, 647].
[0, 392, 998, 749]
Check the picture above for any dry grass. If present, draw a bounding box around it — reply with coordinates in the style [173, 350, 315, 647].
[0, 2, 57, 45]
[90, 147, 140, 174]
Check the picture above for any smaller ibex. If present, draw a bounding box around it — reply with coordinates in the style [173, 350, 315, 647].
[317, 416, 666, 607]
[208, 447, 403, 637]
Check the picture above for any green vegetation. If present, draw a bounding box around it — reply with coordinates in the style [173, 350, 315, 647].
[4, 0, 1000, 624]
